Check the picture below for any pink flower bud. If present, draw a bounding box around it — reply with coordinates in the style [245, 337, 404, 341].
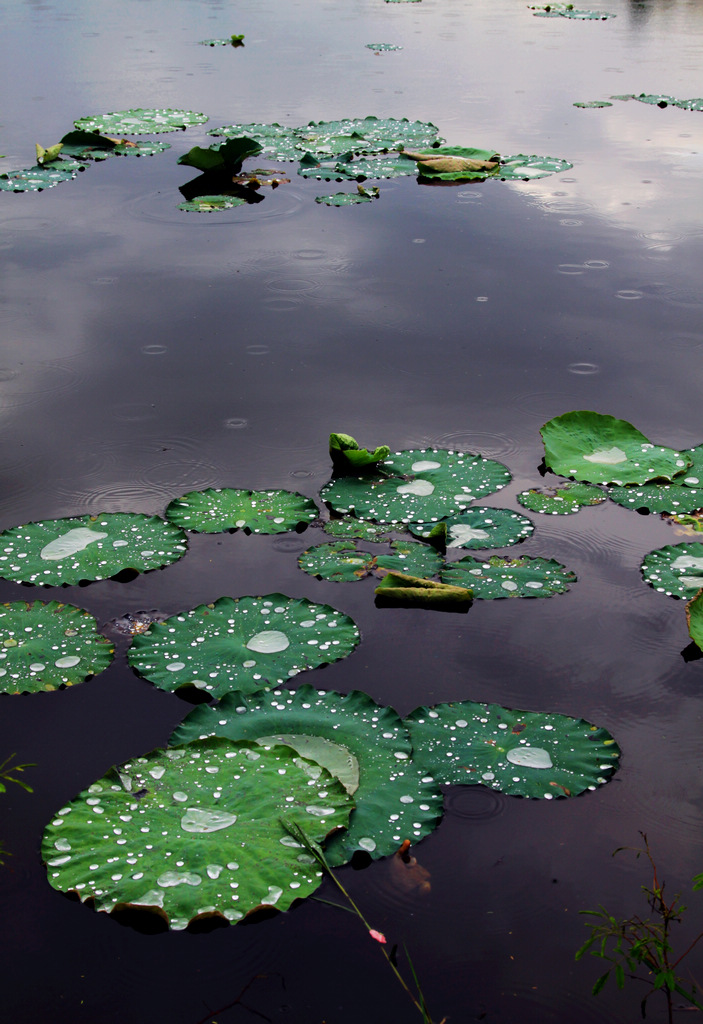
[369, 929, 387, 944]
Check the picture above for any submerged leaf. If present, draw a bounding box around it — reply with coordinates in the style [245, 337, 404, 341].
[165, 487, 317, 534]
[128, 594, 360, 699]
[42, 737, 353, 930]
[365, 43, 403, 51]
[74, 108, 208, 135]
[641, 542, 703, 599]
[442, 554, 576, 599]
[573, 101, 613, 108]
[170, 685, 445, 865]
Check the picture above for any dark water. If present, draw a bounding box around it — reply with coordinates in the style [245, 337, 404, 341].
[1, 0, 703, 1021]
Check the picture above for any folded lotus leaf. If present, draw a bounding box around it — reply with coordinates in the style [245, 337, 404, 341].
[0, 513, 187, 586]
[375, 571, 472, 610]
[42, 737, 353, 930]
[177, 137, 262, 173]
[517, 482, 606, 515]
[128, 594, 360, 698]
[405, 147, 501, 182]
[404, 699, 620, 798]
[541, 410, 690, 485]
[170, 685, 445, 865]
[74, 108, 208, 134]
[442, 554, 576, 599]
[410, 507, 534, 548]
[321, 448, 511, 525]
[641, 542, 703, 599]
[165, 488, 318, 534]
[0, 601, 114, 693]
[329, 433, 390, 468]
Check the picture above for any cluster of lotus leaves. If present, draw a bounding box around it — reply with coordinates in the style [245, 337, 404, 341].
[298, 539, 442, 583]
[0, 513, 187, 586]
[612, 94, 703, 112]
[517, 482, 606, 516]
[165, 488, 318, 534]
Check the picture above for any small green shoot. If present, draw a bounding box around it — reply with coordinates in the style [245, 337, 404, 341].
[230, 34, 245, 46]
[0, 753, 34, 794]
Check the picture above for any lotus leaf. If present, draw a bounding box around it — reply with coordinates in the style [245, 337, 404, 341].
[298, 539, 441, 583]
[42, 737, 353, 930]
[298, 152, 419, 182]
[404, 699, 620, 798]
[207, 123, 303, 161]
[614, 94, 703, 111]
[517, 482, 606, 515]
[169, 685, 445, 865]
[375, 572, 473, 611]
[405, 147, 501, 182]
[641, 542, 703, 599]
[365, 43, 403, 51]
[59, 131, 170, 161]
[686, 592, 703, 652]
[321, 448, 511, 525]
[73, 108, 208, 134]
[410, 507, 534, 548]
[442, 554, 576, 599]
[498, 154, 573, 180]
[0, 513, 187, 586]
[128, 594, 360, 698]
[0, 601, 114, 694]
[0, 158, 82, 192]
[323, 518, 394, 542]
[529, 3, 615, 18]
[329, 433, 390, 469]
[177, 137, 263, 173]
[315, 190, 379, 206]
[35, 143, 64, 165]
[573, 101, 613, 108]
[177, 195, 247, 213]
[541, 411, 690, 485]
[200, 35, 244, 46]
[607, 444, 703, 513]
[165, 488, 318, 534]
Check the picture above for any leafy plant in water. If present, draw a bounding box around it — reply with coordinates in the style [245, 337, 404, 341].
[315, 188, 380, 206]
[177, 137, 263, 174]
[329, 432, 390, 469]
[0, 754, 35, 866]
[442, 554, 577, 599]
[323, 517, 394, 541]
[0, 158, 83, 192]
[685, 589, 703, 651]
[409, 507, 534, 548]
[74, 108, 208, 134]
[641, 542, 703, 599]
[165, 487, 317, 534]
[177, 195, 247, 213]
[529, 3, 615, 18]
[576, 833, 703, 1022]
[612, 94, 703, 112]
[298, 539, 442, 583]
[517, 481, 606, 515]
[404, 147, 501, 182]
[607, 444, 703, 514]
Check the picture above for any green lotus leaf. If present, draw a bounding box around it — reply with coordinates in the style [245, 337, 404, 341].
[404, 699, 620, 798]
[200, 35, 244, 46]
[169, 685, 445, 865]
[321, 448, 511, 525]
[315, 190, 378, 206]
[529, 3, 615, 18]
[177, 137, 263, 173]
[298, 152, 419, 181]
[607, 444, 703, 513]
[541, 411, 690, 485]
[177, 195, 247, 212]
[0, 601, 114, 694]
[0, 513, 187, 586]
[573, 101, 613, 108]
[74, 108, 208, 135]
[498, 154, 573, 180]
[442, 554, 576, 599]
[128, 594, 360, 699]
[298, 539, 441, 583]
[641, 542, 703, 599]
[410, 507, 534, 548]
[405, 146, 501, 182]
[59, 131, 170, 161]
[517, 482, 606, 515]
[615, 94, 703, 111]
[686, 592, 703, 651]
[365, 43, 403, 51]
[42, 737, 353, 930]
[323, 517, 394, 541]
[0, 158, 82, 192]
[165, 488, 318, 534]
[207, 123, 303, 161]
[329, 432, 390, 469]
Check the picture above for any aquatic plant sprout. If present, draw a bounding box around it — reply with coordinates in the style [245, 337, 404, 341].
[517, 482, 606, 515]
[0, 601, 114, 694]
[73, 108, 208, 134]
[641, 543, 703, 599]
[165, 488, 318, 534]
[404, 699, 620, 798]
[127, 594, 360, 699]
[0, 513, 187, 586]
[42, 737, 353, 930]
[442, 555, 577, 599]
[298, 539, 442, 583]
[170, 685, 445, 865]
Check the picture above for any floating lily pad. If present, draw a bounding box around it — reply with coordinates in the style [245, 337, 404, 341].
[298, 152, 418, 181]
[0, 513, 187, 586]
[322, 449, 511, 525]
[517, 482, 606, 515]
[59, 131, 171, 161]
[323, 518, 394, 542]
[365, 43, 403, 51]
[641, 542, 703, 599]
[200, 35, 244, 46]
[573, 101, 613, 108]
[442, 555, 576, 599]
[74, 108, 208, 135]
[0, 158, 82, 192]
[686, 591, 703, 651]
[207, 122, 303, 161]
[404, 699, 620, 798]
[315, 189, 379, 206]
[529, 3, 615, 18]
[613, 93, 703, 111]
[165, 488, 318, 534]
[607, 444, 703, 513]
[405, 147, 501, 182]
[170, 685, 445, 865]
[177, 195, 247, 212]
[410, 507, 534, 548]
[0, 601, 114, 694]
[498, 154, 573, 179]
[42, 737, 353, 930]
[541, 411, 690, 485]
[128, 594, 360, 699]
[298, 539, 441, 583]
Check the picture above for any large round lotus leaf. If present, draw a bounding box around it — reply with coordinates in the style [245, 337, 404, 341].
[323, 517, 394, 542]
[170, 685, 445, 866]
[641, 542, 703, 599]
[404, 700, 620, 799]
[0, 513, 188, 586]
[517, 482, 606, 515]
[128, 594, 360, 699]
[0, 159, 82, 192]
[298, 539, 441, 583]
[298, 152, 418, 181]
[541, 411, 690, 485]
[59, 132, 171, 161]
[498, 154, 573, 180]
[165, 488, 318, 535]
[73, 108, 208, 134]
[686, 592, 703, 651]
[321, 449, 511, 525]
[0, 601, 114, 693]
[177, 195, 247, 213]
[442, 554, 576, 599]
[410, 507, 534, 548]
[607, 444, 703, 513]
[42, 737, 353, 930]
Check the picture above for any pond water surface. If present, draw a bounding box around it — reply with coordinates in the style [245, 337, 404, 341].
[1, 0, 703, 1021]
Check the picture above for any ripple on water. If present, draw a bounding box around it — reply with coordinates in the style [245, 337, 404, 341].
[444, 785, 505, 823]
[429, 430, 523, 463]
[0, 359, 84, 410]
[567, 362, 599, 375]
